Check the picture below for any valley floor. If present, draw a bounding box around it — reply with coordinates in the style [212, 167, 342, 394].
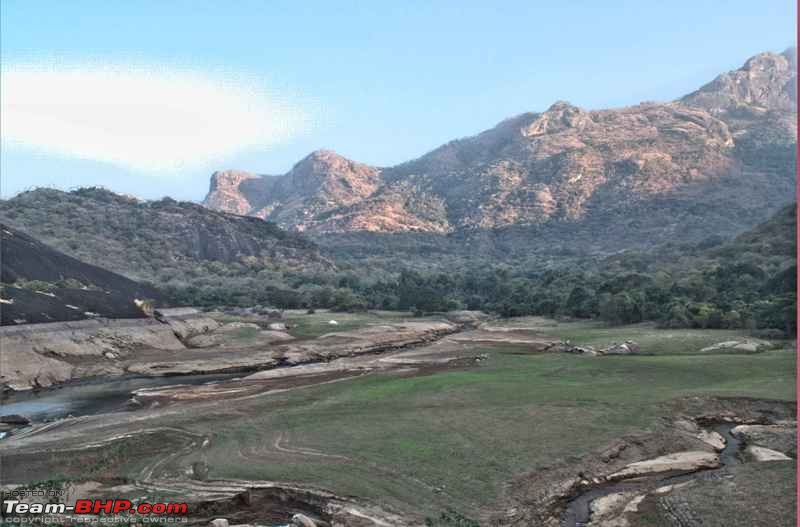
[0, 312, 795, 526]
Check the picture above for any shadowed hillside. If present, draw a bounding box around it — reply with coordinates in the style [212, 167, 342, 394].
[0, 224, 161, 324]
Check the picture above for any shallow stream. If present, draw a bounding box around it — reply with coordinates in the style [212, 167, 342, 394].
[561, 424, 741, 526]
[0, 373, 240, 422]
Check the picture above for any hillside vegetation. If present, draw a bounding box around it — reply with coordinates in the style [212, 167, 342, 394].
[1, 187, 793, 334]
[0, 187, 332, 308]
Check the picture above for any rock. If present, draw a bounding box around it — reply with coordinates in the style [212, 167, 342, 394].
[165, 316, 219, 340]
[733, 423, 796, 457]
[202, 52, 794, 245]
[745, 445, 792, 462]
[209, 519, 229, 527]
[700, 340, 769, 353]
[609, 451, 720, 480]
[132, 321, 456, 377]
[0, 414, 31, 425]
[291, 513, 317, 527]
[600, 341, 640, 355]
[672, 419, 725, 450]
[267, 322, 288, 331]
[697, 430, 726, 451]
[568, 345, 598, 355]
[0, 318, 185, 391]
[590, 491, 639, 518]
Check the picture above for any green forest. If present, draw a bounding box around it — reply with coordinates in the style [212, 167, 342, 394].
[162, 204, 796, 336]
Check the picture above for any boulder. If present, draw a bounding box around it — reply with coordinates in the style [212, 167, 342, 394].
[291, 514, 317, 527]
[732, 423, 796, 457]
[745, 445, 792, 462]
[609, 451, 720, 480]
[267, 322, 288, 331]
[700, 340, 769, 353]
[600, 341, 640, 355]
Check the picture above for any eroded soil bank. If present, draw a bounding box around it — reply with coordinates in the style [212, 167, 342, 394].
[493, 397, 796, 527]
[1, 313, 795, 526]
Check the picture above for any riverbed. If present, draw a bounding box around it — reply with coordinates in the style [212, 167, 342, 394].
[561, 424, 742, 526]
[0, 373, 240, 422]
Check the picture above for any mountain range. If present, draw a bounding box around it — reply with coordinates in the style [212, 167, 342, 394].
[204, 49, 797, 253]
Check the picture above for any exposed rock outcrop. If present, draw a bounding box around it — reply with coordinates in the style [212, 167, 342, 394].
[732, 422, 797, 457]
[700, 339, 771, 353]
[745, 445, 792, 462]
[205, 150, 382, 232]
[0, 318, 185, 391]
[204, 50, 796, 252]
[608, 451, 721, 480]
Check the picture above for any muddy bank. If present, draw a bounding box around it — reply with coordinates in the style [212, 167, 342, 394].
[493, 397, 796, 527]
[0, 318, 185, 391]
[0, 373, 241, 422]
[0, 316, 464, 393]
[560, 423, 740, 527]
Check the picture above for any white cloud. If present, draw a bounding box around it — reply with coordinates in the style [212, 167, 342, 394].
[1, 62, 310, 173]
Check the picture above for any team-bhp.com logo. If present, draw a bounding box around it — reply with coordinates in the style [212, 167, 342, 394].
[4, 501, 187, 515]
[3, 499, 188, 521]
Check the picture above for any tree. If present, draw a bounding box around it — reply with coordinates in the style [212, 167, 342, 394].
[565, 286, 593, 318]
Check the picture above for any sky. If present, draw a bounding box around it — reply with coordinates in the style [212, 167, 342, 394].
[1, 1, 796, 201]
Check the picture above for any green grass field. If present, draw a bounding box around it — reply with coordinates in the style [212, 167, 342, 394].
[494, 316, 783, 355]
[170, 321, 795, 519]
[282, 310, 418, 338]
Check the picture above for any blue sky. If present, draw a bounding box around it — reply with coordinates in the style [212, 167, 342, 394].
[1, 1, 796, 201]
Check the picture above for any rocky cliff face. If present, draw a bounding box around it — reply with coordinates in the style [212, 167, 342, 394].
[206, 150, 382, 232]
[203, 49, 796, 246]
[681, 49, 796, 114]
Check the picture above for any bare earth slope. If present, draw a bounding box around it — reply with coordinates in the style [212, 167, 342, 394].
[204, 49, 796, 252]
[0, 224, 161, 325]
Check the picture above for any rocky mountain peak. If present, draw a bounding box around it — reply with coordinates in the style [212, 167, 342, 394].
[209, 169, 258, 189]
[287, 149, 381, 198]
[206, 170, 260, 216]
[203, 48, 796, 243]
[523, 101, 591, 137]
[682, 48, 796, 113]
